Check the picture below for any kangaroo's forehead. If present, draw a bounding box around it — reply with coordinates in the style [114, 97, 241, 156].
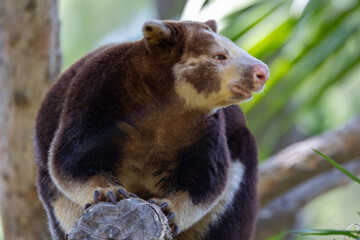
[180, 26, 256, 65]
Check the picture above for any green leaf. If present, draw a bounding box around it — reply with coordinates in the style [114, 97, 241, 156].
[201, 0, 211, 9]
[265, 231, 287, 240]
[220, 0, 286, 42]
[289, 229, 360, 238]
[312, 149, 360, 184]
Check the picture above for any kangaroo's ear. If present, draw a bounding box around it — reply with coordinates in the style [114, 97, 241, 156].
[143, 20, 172, 45]
[205, 20, 217, 32]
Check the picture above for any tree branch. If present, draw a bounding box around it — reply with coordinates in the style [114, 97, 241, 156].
[258, 114, 360, 206]
[254, 158, 360, 240]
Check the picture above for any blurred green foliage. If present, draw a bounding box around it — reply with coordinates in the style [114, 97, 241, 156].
[59, 0, 156, 70]
[289, 151, 360, 240]
[300, 181, 360, 240]
[219, 0, 360, 159]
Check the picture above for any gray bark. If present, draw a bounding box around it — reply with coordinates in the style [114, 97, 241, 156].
[68, 198, 172, 240]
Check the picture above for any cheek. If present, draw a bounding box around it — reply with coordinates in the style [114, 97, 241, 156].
[186, 63, 221, 96]
[218, 63, 238, 84]
[174, 59, 222, 96]
[174, 81, 209, 108]
[173, 59, 239, 108]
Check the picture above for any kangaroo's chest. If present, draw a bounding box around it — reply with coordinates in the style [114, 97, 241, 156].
[115, 119, 202, 198]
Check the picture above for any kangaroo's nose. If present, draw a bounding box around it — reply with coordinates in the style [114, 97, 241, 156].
[252, 64, 269, 83]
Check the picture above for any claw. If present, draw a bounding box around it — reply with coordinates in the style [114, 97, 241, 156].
[108, 191, 117, 205]
[94, 190, 100, 203]
[172, 224, 179, 236]
[148, 199, 155, 204]
[118, 188, 129, 199]
[130, 193, 138, 198]
[84, 203, 92, 210]
[167, 212, 175, 221]
[159, 202, 168, 209]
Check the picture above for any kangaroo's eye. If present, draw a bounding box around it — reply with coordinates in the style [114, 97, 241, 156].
[213, 54, 227, 60]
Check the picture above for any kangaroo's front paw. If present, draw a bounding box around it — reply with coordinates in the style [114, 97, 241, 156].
[148, 198, 179, 236]
[83, 187, 138, 210]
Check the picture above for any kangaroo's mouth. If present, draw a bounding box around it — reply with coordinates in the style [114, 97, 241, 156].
[229, 81, 252, 99]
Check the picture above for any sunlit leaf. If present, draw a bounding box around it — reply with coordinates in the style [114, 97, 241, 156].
[313, 149, 360, 184]
[289, 229, 360, 239]
[221, 0, 286, 42]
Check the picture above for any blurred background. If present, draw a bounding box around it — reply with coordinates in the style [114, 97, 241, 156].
[1, 0, 360, 239]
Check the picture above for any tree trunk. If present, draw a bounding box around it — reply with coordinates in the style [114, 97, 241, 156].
[0, 0, 61, 239]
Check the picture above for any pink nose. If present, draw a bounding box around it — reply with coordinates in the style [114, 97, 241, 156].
[252, 64, 269, 83]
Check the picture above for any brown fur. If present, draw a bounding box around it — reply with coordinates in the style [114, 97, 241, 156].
[183, 61, 221, 95]
[53, 195, 82, 233]
[34, 20, 268, 240]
